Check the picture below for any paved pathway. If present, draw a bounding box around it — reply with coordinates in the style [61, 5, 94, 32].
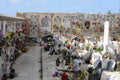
[42, 48, 60, 80]
[11, 46, 40, 80]
[9, 45, 60, 80]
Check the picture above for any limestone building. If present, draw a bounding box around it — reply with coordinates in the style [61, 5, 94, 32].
[16, 12, 120, 40]
[0, 14, 26, 37]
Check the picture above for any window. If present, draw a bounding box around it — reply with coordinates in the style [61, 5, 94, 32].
[54, 18, 56, 21]
[85, 21, 90, 29]
[31, 15, 33, 18]
[63, 19, 65, 22]
[0, 23, 1, 30]
[5, 24, 8, 33]
[1, 22, 3, 30]
[33, 27, 35, 29]
[34, 15, 36, 18]
[59, 18, 61, 21]
[33, 31, 35, 34]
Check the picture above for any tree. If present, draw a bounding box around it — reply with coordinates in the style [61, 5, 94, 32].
[107, 10, 112, 21]
[107, 10, 111, 14]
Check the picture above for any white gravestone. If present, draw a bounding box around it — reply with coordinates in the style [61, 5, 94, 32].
[103, 21, 110, 55]
[91, 52, 102, 69]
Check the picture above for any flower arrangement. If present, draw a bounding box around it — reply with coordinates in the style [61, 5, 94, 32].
[21, 47, 28, 53]
[69, 62, 73, 66]
[6, 32, 15, 40]
[78, 70, 88, 80]
[117, 61, 120, 71]
[95, 47, 103, 52]
[47, 41, 53, 45]
[86, 43, 90, 47]
[76, 21, 81, 29]
[53, 24, 56, 29]
[61, 49, 68, 56]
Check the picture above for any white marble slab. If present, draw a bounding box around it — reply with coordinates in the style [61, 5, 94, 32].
[101, 71, 120, 80]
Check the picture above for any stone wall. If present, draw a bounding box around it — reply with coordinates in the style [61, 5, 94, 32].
[16, 12, 120, 39]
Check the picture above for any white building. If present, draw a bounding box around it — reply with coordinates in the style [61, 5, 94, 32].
[0, 14, 25, 37]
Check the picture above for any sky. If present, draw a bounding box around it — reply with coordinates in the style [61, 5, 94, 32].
[0, 0, 120, 16]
